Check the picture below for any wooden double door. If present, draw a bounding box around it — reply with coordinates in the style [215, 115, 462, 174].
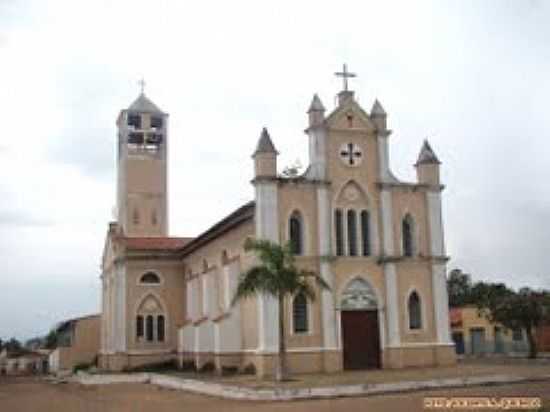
[341, 310, 381, 370]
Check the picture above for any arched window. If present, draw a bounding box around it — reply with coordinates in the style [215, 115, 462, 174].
[140, 272, 160, 284]
[402, 215, 414, 257]
[408, 291, 422, 330]
[335, 209, 344, 256]
[347, 210, 357, 256]
[361, 210, 371, 256]
[146, 315, 154, 341]
[132, 208, 140, 225]
[151, 210, 157, 226]
[289, 211, 303, 255]
[293, 293, 308, 333]
[157, 315, 165, 342]
[136, 315, 144, 338]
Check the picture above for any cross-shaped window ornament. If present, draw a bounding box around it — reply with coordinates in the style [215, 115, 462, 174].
[339, 143, 363, 167]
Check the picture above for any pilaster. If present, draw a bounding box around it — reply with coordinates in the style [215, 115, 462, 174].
[317, 186, 337, 350]
[427, 189, 453, 344]
[380, 189, 400, 347]
[254, 181, 280, 353]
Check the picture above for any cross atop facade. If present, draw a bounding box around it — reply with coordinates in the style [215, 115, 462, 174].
[335, 64, 356, 92]
[138, 78, 146, 94]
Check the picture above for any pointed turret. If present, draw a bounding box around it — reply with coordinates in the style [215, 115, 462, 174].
[253, 127, 278, 178]
[415, 140, 441, 165]
[415, 140, 441, 185]
[307, 94, 325, 127]
[370, 99, 387, 130]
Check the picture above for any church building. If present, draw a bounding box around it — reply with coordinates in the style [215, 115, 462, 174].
[99, 69, 456, 376]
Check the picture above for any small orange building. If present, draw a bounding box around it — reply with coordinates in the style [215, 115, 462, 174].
[450, 306, 528, 356]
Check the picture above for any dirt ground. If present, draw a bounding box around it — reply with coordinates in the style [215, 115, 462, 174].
[1, 377, 550, 412]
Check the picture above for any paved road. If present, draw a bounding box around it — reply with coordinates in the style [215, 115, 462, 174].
[0, 377, 549, 412]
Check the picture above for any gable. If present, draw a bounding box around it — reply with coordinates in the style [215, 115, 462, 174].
[325, 99, 376, 132]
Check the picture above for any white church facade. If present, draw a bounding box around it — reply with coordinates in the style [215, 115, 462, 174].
[99, 71, 456, 376]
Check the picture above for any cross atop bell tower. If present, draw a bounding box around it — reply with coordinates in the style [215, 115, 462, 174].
[335, 63, 357, 106]
[115, 88, 169, 237]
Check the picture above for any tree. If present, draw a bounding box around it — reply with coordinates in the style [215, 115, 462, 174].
[44, 329, 58, 350]
[475, 286, 550, 359]
[4, 338, 22, 352]
[447, 269, 474, 307]
[232, 238, 330, 381]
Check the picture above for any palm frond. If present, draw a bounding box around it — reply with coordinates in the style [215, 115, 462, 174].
[231, 266, 276, 306]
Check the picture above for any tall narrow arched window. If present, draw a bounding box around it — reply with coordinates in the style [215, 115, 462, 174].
[146, 315, 154, 341]
[151, 209, 157, 226]
[136, 315, 144, 338]
[347, 210, 357, 256]
[157, 315, 165, 342]
[335, 209, 344, 256]
[289, 211, 303, 255]
[361, 210, 371, 256]
[293, 293, 308, 333]
[132, 208, 140, 225]
[408, 291, 422, 330]
[402, 215, 414, 257]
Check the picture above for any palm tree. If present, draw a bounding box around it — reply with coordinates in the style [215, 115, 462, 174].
[232, 238, 330, 381]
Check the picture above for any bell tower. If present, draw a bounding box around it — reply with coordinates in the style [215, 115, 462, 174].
[116, 89, 168, 237]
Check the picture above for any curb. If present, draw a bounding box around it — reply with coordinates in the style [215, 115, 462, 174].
[73, 372, 550, 401]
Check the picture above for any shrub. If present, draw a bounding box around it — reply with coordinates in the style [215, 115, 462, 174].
[179, 361, 196, 372]
[221, 366, 238, 376]
[73, 363, 90, 373]
[128, 360, 178, 373]
[241, 363, 256, 375]
[199, 361, 215, 373]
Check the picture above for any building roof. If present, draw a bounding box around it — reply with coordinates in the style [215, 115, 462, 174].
[123, 237, 193, 250]
[128, 92, 164, 114]
[179, 201, 255, 257]
[416, 140, 441, 165]
[54, 314, 101, 333]
[253, 128, 278, 155]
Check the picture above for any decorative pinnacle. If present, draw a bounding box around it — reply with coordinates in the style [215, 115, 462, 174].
[416, 140, 441, 165]
[308, 94, 325, 113]
[254, 127, 278, 155]
[371, 99, 386, 116]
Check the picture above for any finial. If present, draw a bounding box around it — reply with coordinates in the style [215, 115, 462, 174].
[138, 78, 146, 95]
[334, 63, 356, 92]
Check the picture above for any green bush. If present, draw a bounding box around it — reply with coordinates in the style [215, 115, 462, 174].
[199, 361, 215, 373]
[127, 360, 178, 373]
[241, 363, 256, 375]
[73, 363, 90, 373]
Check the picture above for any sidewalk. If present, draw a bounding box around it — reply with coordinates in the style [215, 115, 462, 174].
[73, 360, 550, 401]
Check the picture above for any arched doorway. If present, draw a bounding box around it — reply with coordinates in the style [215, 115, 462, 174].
[340, 278, 381, 369]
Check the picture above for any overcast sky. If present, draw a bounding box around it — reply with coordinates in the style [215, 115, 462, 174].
[1, 0, 549, 341]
